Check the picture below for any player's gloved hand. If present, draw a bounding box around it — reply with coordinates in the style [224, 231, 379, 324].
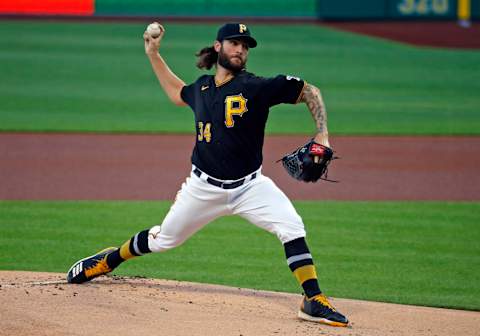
[279, 139, 337, 183]
[143, 22, 165, 55]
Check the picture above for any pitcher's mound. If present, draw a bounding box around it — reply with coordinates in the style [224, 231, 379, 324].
[1, 271, 478, 336]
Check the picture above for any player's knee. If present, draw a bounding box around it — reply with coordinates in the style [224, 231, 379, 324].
[277, 228, 306, 244]
[274, 216, 306, 244]
[147, 225, 186, 252]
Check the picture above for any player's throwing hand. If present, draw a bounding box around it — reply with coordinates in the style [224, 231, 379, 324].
[144, 22, 164, 55]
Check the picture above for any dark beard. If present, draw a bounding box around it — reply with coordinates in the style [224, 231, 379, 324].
[217, 48, 246, 73]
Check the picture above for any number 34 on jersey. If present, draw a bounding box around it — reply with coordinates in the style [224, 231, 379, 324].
[197, 121, 212, 143]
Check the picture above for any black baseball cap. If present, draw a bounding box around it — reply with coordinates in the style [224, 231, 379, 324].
[216, 23, 257, 48]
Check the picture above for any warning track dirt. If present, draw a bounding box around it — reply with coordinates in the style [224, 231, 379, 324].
[1, 133, 479, 201]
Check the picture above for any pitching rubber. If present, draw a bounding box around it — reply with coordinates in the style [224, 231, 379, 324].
[297, 310, 349, 327]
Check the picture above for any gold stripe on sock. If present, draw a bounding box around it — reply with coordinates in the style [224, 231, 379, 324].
[293, 265, 317, 284]
[119, 239, 135, 260]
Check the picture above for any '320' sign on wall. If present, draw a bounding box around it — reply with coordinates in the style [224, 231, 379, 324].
[394, 0, 452, 16]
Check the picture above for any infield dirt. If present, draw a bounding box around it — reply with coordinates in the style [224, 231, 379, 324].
[1, 271, 479, 336]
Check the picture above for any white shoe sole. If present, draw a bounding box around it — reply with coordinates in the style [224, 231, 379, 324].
[298, 310, 348, 327]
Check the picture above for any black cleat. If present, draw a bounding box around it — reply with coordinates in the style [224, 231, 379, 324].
[298, 293, 349, 327]
[67, 247, 117, 284]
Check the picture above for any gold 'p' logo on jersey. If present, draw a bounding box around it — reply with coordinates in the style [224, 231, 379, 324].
[239, 24, 247, 33]
[225, 94, 248, 128]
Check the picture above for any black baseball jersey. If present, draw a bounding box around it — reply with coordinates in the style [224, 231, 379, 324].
[181, 71, 305, 180]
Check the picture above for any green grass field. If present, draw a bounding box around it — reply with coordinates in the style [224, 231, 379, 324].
[1, 21, 479, 135]
[1, 201, 479, 310]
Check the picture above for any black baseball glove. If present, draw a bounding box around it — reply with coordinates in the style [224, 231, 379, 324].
[279, 139, 337, 183]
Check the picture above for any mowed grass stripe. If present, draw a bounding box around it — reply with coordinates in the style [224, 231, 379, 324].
[0, 201, 478, 310]
[0, 21, 479, 134]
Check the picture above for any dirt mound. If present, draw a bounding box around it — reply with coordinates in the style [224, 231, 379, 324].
[1, 271, 478, 336]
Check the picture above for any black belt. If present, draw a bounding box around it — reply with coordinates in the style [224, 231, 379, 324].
[193, 168, 257, 189]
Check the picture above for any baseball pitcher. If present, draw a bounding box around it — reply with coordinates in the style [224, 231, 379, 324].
[67, 23, 348, 327]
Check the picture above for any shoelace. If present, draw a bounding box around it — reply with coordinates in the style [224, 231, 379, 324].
[312, 294, 336, 311]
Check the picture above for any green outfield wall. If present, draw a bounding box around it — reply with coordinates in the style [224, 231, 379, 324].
[0, 0, 478, 19]
[318, 0, 468, 19]
[94, 0, 316, 17]
[473, 0, 480, 17]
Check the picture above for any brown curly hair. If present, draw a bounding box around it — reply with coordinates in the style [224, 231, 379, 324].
[196, 46, 218, 70]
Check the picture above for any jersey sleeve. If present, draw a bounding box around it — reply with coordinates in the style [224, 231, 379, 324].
[262, 75, 306, 107]
[180, 83, 195, 107]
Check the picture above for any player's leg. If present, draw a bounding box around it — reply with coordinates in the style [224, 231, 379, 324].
[284, 237, 348, 327]
[67, 174, 229, 284]
[231, 175, 315, 294]
[231, 174, 348, 327]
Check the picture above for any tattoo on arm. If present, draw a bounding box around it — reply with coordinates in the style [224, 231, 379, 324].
[300, 83, 328, 134]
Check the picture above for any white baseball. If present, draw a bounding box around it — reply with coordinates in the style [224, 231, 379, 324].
[147, 23, 162, 38]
